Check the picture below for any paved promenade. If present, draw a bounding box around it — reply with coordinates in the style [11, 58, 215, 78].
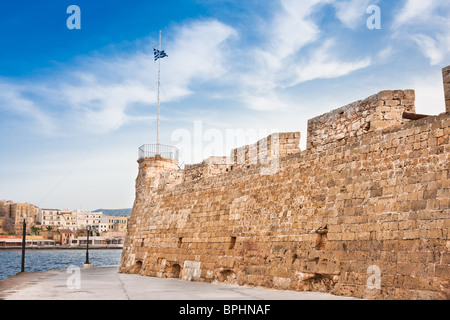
[0, 265, 359, 300]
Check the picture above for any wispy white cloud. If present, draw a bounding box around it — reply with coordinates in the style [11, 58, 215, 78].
[412, 34, 447, 66]
[1, 0, 395, 138]
[231, 0, 371, 111]
[0, 82, 55, 135]
[377, 46, 394, 62]
[240, 92, 290, 112]
[0, 0, 373, 126]
[56, 20, 237, 134]
[0, 20, 237, 136]
[392, 0, 439, 28]
[270, 0, 325, 59]
[164, 20, 238, 100]
[392, 0, 450, 65]
[60, 80, 154, 134]
[289, 39, 371, 84]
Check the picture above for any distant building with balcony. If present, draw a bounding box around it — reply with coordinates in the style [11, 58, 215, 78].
[39, 209, 104, 231]
[40, 209, 62, 228]
[60, 211, 78, 231]
[75, 210, 103, 230]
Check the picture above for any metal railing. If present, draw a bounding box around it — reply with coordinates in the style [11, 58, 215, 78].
[138, 144, 180, 162]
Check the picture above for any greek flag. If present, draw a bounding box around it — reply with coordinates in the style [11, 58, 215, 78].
[154, 48, 168, 61]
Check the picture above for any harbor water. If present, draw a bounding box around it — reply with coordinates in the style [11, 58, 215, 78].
[0, 249, 123, 281]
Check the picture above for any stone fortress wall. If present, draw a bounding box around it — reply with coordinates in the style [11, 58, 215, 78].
[119, 66, 450, 300]
[444, 66, 450, 113]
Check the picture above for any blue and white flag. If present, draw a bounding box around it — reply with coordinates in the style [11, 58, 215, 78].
[154, 48, 168, 61]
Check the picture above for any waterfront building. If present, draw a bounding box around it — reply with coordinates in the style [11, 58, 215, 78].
[0, 200, 13, 218]
[40, 208, 61, 228]
[97, 215, 128, 239]
[11, 202, 39, 234]
[98, 216, 109, 234]
[75, 210, 103, 230]
[108, 215, 128, 234]
[70, 235, 123, 247]
[40, 209, 104, 231]
[60, 211, 78, 231]
[0, 235, 55, 247]
[72, 235, 106, 246]
[59, 229, 74, 245]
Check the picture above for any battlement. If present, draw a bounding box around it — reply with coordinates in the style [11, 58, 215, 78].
[307, 90, 415, 149]
[142, 89, 419, 183]
[230, 132, 301, 165]
[184, 156, 231, 181]
[182, 132, 301, 181]
[138, 88, 432, 187]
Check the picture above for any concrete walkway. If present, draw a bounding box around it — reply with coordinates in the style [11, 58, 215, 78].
[0, 265, 359, 300]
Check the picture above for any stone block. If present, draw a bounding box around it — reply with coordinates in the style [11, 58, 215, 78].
[378, 90, 393, 100]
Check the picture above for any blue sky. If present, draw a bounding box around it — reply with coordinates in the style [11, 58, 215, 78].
[0, 0, 449, 210]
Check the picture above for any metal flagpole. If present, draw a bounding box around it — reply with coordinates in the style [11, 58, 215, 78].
[157, 30, 161, 155]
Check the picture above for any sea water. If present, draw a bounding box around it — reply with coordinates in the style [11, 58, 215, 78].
[0, 249, 122, 281]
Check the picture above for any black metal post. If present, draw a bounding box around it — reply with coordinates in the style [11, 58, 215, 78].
[21, 220, 26, 272]
[85, 226, 90, 265]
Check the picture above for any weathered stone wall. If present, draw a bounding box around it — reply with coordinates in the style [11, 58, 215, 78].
[307, 90, 415, 149]
[120, 82, 450, 300]
[230, 132, 301, 165]
[184, 157, 231, 181]
[444, 66, 450, 113]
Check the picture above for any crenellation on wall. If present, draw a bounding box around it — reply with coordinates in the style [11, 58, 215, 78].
[230, 132, 301, 165]
[180, 133, 301, 182]
[184, 156, 232, 181]
[120, 80, 450, 300]
[307, 90, 416, 149]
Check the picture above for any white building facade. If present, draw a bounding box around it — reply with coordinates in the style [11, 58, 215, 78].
[75, 210, 103, 230]
[39, 209, 62, 228]
[38, 209, 104, 231]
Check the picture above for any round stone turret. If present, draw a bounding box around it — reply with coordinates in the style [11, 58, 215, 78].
[136, 144, 179, 192]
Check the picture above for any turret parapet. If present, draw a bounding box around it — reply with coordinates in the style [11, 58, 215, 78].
[136, 145, 180, 192]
